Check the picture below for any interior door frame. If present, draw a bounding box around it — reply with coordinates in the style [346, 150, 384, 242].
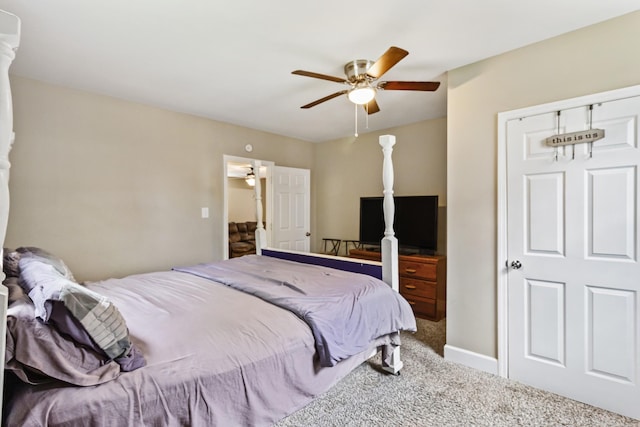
[496, 84, 640, 378]
[223, 154, 275, 259]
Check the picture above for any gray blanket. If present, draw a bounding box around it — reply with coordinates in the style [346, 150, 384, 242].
[19, 256, 137, 363]
[174, 255, 416, 367]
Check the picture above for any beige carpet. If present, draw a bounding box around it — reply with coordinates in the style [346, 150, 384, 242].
[275, 318, 638, 426]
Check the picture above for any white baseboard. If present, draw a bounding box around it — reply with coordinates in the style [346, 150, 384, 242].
[444, 344, 499, 375]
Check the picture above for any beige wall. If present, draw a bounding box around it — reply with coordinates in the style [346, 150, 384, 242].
[447, 11, 640, 358]
[313, 118, 447, 256]
[6, 76, 314, 281]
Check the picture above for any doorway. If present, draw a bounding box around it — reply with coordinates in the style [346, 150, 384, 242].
[223, 155, 274, 259]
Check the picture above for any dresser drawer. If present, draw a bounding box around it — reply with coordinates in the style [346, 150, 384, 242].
[400, 278, 436, 299]
[400, 261, 437, 281]
[349, 250, 446, 321]
[402, 294, 436, 318]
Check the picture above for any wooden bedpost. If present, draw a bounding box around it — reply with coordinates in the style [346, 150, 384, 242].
[0, 8, 21, 420]
[252, 160, 266, 254]
[379, 135, 399, 292]
[379, 134, 403, 375]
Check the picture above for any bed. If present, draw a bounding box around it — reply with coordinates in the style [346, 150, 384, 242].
[0, 10, 414, 427]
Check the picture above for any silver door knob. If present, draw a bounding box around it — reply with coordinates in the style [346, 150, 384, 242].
[510, 260, 522, 270]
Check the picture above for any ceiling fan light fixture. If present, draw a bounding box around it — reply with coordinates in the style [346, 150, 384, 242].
[348, 84, 376, 105]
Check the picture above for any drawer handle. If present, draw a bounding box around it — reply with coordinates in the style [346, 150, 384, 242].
[408, 301, 416, 305]
[405, 285, 417, 290]
[405, 268, 417, 274]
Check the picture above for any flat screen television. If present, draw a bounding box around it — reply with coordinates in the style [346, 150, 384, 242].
[359, 195, 438, 254]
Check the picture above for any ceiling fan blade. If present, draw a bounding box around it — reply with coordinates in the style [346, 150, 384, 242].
[379, 81, 441, 91]
[300, 90, 348, 109]
[364, 98, 380, 115]
[366, 46, 409, 79]
[292, 70, 346, 83]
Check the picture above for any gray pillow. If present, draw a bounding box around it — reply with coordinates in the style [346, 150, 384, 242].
[18, 256, 146, 372]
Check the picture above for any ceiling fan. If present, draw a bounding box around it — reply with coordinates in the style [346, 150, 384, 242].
[292, 46, 440, 115]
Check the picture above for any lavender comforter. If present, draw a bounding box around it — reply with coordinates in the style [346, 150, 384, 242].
[174, 255, 416, 367]
[6, 255, 415, 426]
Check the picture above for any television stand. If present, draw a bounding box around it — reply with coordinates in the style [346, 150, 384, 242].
[349, 249, 446, 321]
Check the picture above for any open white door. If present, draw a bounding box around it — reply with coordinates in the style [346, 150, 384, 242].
[505, 94, 640, 419]
[272, 166, 310, 252]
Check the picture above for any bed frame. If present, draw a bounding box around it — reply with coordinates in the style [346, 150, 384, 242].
[0, 8, 404, 421]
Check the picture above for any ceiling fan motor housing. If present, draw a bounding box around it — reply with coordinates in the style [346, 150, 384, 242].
[344, 59, 374, 83]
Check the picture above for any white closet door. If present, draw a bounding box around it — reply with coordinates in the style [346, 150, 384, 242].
[506, 96, 640, 420]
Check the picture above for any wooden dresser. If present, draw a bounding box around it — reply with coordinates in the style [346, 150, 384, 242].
[349, 249, 446, 321]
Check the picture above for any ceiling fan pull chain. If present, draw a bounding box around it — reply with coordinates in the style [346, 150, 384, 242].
[354, 103, 359, 137]
[366, 103, 369, 130]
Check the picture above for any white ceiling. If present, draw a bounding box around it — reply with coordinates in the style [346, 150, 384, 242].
[1, 1, 638, 142]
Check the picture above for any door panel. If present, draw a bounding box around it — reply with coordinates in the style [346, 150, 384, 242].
[526, 173, 564, 255]
[526, 279, 565, 365]
[507, 95, 640, 419]
[587, 166, 635, 259]
[586, 286, 636, 382]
